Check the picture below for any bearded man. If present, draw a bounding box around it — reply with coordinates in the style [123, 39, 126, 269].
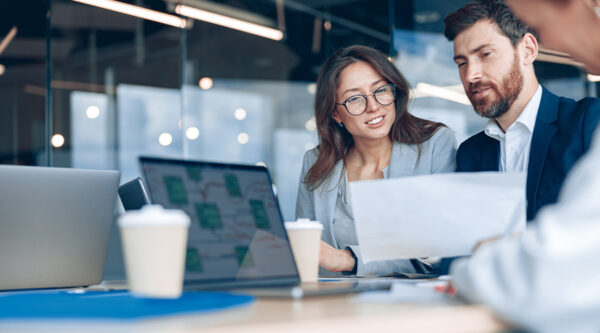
[444, 0, 600, 221]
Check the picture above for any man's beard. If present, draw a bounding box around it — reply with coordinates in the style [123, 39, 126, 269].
[468, 54, 524, 119]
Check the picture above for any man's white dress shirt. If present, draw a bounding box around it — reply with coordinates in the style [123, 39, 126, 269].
[484, 85, 542, 173]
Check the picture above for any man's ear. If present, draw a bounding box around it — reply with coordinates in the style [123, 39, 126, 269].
[521, 32, 538, 66]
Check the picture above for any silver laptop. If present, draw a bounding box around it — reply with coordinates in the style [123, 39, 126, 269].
[0, 165, 120, 291]
[138, 156, 390, 297]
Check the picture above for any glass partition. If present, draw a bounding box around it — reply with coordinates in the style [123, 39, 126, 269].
[0, 1, 48, 165]
[0, 0, 597, 279]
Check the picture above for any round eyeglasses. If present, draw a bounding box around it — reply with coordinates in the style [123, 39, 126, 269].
[336, 84, 397, 116]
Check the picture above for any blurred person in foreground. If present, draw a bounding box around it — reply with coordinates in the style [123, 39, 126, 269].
[448, 0, 600, 332]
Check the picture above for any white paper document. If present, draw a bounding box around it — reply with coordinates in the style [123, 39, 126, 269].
[350, 172, 526, 262]
[356, 282, 455, 305]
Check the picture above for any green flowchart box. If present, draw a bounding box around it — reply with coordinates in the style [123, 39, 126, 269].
[185, 248, 203, 272]
[195, 203, 223, 229]
[235, 246, 254, 268]
[186, 166, 203, 182]
[224, 174, 242, 197]
[249, 200, 270, 229]
[164, 176, 188, 205]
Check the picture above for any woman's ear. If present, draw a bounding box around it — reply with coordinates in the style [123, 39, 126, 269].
[332, 111, 342, 125]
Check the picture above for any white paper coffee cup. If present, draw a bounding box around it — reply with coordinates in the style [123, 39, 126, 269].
[284, 219, 323, 283]
[118, 205, 190, 298]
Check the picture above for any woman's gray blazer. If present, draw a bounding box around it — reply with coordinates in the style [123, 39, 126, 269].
[295, 127, 457, 277]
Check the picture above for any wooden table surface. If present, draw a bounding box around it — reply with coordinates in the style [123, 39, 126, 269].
[0, 292, 509, 333]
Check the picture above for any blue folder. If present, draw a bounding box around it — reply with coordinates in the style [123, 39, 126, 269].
[0, 290, 255, 320]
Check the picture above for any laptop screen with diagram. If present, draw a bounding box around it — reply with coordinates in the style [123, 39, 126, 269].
[139, 157, 299, 286]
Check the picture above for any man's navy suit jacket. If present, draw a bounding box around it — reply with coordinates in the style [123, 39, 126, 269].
[457, 87, 600, 221]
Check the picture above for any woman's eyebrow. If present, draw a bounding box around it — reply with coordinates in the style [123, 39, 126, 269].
[341, 79, 387, 97]
[370, 79, 387, 87]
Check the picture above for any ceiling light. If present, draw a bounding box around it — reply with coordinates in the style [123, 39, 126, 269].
[198, 77, 213, 90]
[86, 105, 100, 119]
[304, 117, 316, 132]
[159, 133, 173, 146]
[175, 4, 283, 41]
[413, 83, 471, 105]
[234, 108, 247, 120]
[588, 74, 600, 82]
[413, 11, 441, 24]
[0, 26, 17, 55]
[51, 134, 65, 148]
[186, 127, 200, 140]
[237, 132, 249, 144]
[72, 0, 189, 29]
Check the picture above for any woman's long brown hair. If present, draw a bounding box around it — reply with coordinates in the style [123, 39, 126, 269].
[304, 45, 446, 190]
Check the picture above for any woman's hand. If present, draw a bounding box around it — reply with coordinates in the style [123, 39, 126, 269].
[319, 241, 356, 272]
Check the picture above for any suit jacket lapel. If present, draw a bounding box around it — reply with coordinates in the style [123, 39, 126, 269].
[388, 142, 419, 178]
[481, 137, 500, 171]
[526, 88, 558, 219]
[314, 159, 344, 244]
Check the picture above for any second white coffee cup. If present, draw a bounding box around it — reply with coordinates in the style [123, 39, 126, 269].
[284, 219, 323, 283]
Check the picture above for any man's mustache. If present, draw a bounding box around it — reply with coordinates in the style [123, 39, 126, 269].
[468, 82, 497, 96]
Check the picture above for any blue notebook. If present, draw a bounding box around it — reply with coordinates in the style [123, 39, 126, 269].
[0, 290, 255, 320]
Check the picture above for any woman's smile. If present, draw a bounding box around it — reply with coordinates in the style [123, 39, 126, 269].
[366, 115, 384, 125]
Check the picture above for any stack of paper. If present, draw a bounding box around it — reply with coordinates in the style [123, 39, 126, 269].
[350, 172, 526, 262]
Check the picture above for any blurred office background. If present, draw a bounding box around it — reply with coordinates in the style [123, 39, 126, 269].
[0, 0, 598, 278]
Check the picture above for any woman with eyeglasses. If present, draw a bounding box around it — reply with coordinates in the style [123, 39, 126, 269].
[296, 45, 457, 277]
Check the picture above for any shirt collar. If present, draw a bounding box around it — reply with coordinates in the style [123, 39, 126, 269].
[484, 118, 504, 140]
[516, 84, 542, 133]
[484, 84, 542, 138]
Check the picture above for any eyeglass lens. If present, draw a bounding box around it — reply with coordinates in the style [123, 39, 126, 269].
[345, 85, 396, 115]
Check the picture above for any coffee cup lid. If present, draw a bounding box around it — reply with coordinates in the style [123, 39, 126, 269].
[284, 218, 323, 230]
[118, 205, 190, 228]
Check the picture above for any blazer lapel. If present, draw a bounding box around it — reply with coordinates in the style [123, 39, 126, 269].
[314, 159, 344, 244]
[481, 137, 500, 171]
[526, 88, 558, 219]
[388, 142, 419, 178]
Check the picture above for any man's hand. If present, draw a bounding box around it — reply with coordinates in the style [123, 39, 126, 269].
[472, 235, 502, 252]
[473, 232, 522, 252]
[434, 282, 457, 296]
[319, 241, 355, 272]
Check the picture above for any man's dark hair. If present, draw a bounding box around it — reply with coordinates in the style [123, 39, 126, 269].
[444, 0, 536, 45]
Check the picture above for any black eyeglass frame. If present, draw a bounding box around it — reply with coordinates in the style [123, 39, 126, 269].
[336, 84, 398, 116]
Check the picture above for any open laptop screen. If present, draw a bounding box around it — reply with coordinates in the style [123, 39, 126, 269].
[139, 157, 299, 286]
